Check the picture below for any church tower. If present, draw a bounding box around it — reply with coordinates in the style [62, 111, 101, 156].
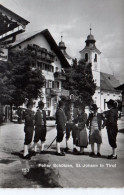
[80, 28, 101, 107]
[59, 36, 73, 66]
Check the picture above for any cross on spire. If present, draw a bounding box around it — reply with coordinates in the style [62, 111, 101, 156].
[61, 35, 63, 42]
[90, 24, 92, 35]
[90, 28, 92, 35]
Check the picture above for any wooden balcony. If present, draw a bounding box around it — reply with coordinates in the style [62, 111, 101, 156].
[46, 88, 61, 96]
[54, 72, 66, 80]
[27, 44, 55, 63]
[46, 88, 69, 97]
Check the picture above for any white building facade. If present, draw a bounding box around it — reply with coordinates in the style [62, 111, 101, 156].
[9, 29, 70, 116]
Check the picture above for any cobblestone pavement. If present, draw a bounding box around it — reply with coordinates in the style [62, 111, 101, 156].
[0, 120, 124, 188]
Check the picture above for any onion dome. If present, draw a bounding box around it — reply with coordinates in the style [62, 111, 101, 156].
[85, 28, 96, 48]
[59, 36, 66, 49]
[87, 34, 95, 41]
[58, 36, 72, 61]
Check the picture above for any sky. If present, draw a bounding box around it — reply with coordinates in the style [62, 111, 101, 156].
[0, 0, 124, 84]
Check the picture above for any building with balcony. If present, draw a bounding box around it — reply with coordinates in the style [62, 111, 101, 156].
[8, 29, 70, 116]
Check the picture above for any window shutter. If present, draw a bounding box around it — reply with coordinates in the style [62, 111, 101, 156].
[52, 81, 54, 88]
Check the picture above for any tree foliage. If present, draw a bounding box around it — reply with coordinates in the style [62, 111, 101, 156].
[62, 59, 96, 106]
[0, 61, 15, 105]
[0, 48, 45, 107]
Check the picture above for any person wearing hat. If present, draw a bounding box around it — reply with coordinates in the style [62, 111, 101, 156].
[65, 100, 79, 153]
[33, 101, 47, 153]
[55, 100, 67, 156]
[103, 99, 118, 159]
[23, 99, 35, 159]
[86, 103, 103, 157]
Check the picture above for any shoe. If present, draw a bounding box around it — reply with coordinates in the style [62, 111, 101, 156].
[61, 151, 66, 155]
[64, 147, 69, 152]
[73, 148, 78, 153]
[23, 154, 31, 160]
[97, 152, 101, 157]
[29, 151, 36, 156]
[107, 154, 113, 159]
[89, 152, 95, 156]
[40, 151, 46, 154]
[56, 152, 65, 156]
[109, 155, 117, 160]
[77, 152, 84, 155]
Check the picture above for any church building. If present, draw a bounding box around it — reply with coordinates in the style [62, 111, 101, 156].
[80, 28, 121, 111]
[58, 35, 73, 66]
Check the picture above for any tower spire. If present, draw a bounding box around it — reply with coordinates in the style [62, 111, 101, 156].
[61, 35, 63, 42]
[90, 24, 92, 35]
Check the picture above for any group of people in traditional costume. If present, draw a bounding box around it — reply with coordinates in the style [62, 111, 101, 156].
[55, 99, 118, 159]
[23, 100, 46, 160]
[22, 98, 118, 160]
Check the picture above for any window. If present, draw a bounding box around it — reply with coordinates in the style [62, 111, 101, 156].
[104, 99, 106, 110]
[37, 61, 53, 72]
[37, 62, 41, 70]
[85, 53, 88, 62]
[42, 63, 45, 70]
[52, 81, 54, 88]
[45, 80, 48, 88]
[56, 81, 59, 89]
[94, 54, 97, 62]
[45, 64, 48, 71]
[48, 81, 52, 88]
[46, 98, 51, 108]
[54, 81, 59, 89]
[56, 67, 59, 72]
[46, 80, 56, 88]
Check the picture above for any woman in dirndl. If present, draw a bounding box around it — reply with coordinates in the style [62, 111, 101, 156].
[76, 106, 88, 155]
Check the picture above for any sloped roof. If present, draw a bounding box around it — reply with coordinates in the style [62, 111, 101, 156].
[100, 72, 120, 92]
[8, 30, 41, 47]
[80, 47, 101, 54]
[0, 4, 29, 36]
[9, 29, 70, 68]
[115, 83, 124, 90]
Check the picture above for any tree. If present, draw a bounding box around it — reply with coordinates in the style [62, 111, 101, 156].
[0, 61, 15, 105]
[7, 48, 45, 107]
[62, 59, 96, 106]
